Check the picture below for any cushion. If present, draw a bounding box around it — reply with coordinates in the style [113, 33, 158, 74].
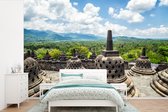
[61, 73, 83, 81]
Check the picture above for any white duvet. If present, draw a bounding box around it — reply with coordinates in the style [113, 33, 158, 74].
[41, 79, 125, 110]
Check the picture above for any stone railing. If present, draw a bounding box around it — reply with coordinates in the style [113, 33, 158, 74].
[37, 59, 97, 71]
[155, 63, 168, 72]
[37, 60, 67, 71]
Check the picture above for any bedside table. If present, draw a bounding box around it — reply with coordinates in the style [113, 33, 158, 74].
[40, 82, 58, 98]
[5, 73, 28, 108]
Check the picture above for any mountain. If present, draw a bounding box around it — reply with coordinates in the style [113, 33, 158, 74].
[24, 29, 168, 42]
[24, 29, 104, 42]
[24, 29, 66, 42]
[59, 33, 103, 41]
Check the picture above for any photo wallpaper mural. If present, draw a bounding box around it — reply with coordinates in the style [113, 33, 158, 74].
[24, 0, 168, 97]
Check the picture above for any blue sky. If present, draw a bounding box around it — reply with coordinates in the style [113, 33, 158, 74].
[24, 0, 168, 38]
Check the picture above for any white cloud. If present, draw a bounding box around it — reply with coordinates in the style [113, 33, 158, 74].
[24, 0, 103, 35]
[126, 0, 157, 12]
[159, 0, 168, 6]
[108, 7, 114, 16]
[160, 25, 165, 27]
[104, 22, 128, 35]
[65, 3, 102, 25]
[73, 2, 78, 6]
[150, 14, 155, 17]
[113, 9, 144, 23]
[108, 0, 157, 23]
[132, 26, 168, 38]
[24, 0, 168, 38]
[24, 0, 37, 21]
[147, 24, 151, 26]
[83, 3, 100, 16]
[24, 0, 73, 21]
[24, 0, 101, 25]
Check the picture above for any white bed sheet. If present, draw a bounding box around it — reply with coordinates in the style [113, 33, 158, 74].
[41, 79, 124, 110]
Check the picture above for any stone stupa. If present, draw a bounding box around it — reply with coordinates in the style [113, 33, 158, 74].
[127, 48, 156, 76]
[95, 30, 138, 97]
[66, 49, 85, 69]
[59, 52, 68, 61]
[151, 68, 168, 96]
[24, 50, 36, 59]
[24, 57, 47, 97]
[43, 50, 52, 60]
[89, 51, 97, 59]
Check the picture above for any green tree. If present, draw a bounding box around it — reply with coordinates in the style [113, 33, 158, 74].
[35, 48, 48, 59]
[147, 51, 165, 64]
[158, 46, 168, 57]
[49, 49, 61, 59]
[122, 49, 141, 62]
[67, 46, 90, 58]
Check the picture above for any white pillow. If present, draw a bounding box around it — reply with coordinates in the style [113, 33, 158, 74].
[61, 73, 83, 81]
[84, 75, 102, 81]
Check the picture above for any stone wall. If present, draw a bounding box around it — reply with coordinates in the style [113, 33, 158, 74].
[37, 59, 96, 71]
[155, 63, 168, 72]
[28, 58, 167, 72]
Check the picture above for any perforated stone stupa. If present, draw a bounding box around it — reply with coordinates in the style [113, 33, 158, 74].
[95, 30, 138, 96]
[59, 52, 68, 61]
[24, 57, 46, 97]
[66, 49, 85, 69]
[127, 48, 156, 76]
[151, 68, 168, 96]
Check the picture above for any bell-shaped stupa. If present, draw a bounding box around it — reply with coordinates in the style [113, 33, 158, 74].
[151, 68, 168, 96]
[24, 57, 47, 97]
[59, 52, 68, 61]
[43, 50, 52, 60]
[127, 48, 156, 76]
[89, 51, 97, 59]
[66, 49, 85, 69]
[95, 30, 138, 96]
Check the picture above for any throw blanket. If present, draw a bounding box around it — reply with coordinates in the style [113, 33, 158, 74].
[51, 83, 116, 89]
[41, 79, 125, 110]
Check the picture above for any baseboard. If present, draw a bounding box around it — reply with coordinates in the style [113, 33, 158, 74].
[0, 104, 7, 111]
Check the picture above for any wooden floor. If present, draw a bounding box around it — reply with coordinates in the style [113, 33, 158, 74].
[1, 99, 168, 112]
[129, 99, 168, 112]
[0, 99, 38, 112]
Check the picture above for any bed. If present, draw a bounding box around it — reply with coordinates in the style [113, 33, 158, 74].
[41, 69, 125, 112]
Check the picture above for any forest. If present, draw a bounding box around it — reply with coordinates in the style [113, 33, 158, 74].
[24, 37, 168, 64]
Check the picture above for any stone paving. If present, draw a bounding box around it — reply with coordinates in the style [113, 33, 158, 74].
[131, 75, 161, 97]
[126, 70, 161, 97]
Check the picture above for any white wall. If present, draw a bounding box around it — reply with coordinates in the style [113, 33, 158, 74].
[0, 75, 5, 110]
[0, 0, 23, 110]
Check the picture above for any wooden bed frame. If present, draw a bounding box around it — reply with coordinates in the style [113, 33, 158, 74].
[48, 69, 119, 112]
